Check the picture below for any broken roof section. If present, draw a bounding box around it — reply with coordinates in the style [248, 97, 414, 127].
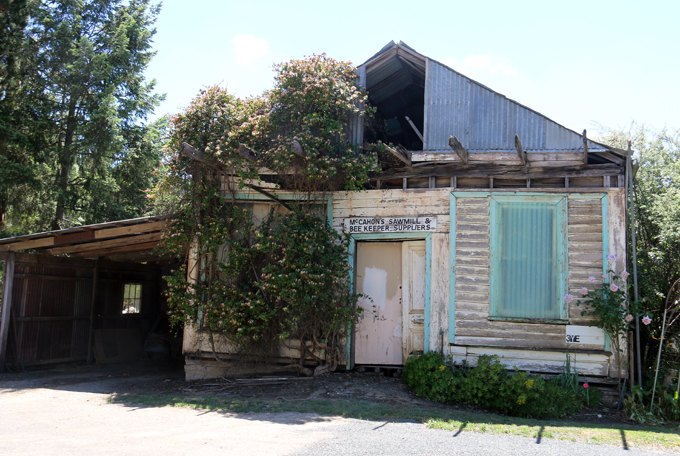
[0, 215, 173, 263]
[360, 41, 622, 163]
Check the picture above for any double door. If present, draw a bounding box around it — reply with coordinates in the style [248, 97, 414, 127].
[354, 241, 426, 365]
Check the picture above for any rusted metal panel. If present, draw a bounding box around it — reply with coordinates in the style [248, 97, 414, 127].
[355, 242, 403, 365]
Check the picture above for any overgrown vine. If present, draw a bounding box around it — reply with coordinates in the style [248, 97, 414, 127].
[157, 54, 380, 372]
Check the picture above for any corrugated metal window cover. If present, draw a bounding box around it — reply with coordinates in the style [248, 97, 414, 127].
[490, 195, 567, 321]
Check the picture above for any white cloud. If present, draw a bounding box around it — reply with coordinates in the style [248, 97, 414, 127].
[456, 54, 493, 74]
[440, 56, 457, 68]
[231, 34, 270, 65]
[492, 63, 519, 76]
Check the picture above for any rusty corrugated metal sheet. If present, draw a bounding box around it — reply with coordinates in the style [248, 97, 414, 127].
[423, 59, 608, 152]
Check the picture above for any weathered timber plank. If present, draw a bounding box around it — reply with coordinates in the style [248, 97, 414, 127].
[456, 320, 565, 336]
[456, 256, 490, 268]
[454, 336, 567, 349]
[568, 242, 604, 253]
[457, 197, 489, 207]
[568, 199, 603, 207]
[333, 194, 449, 209]
[568, 215, 602, 226]
[568, 206, 602, 216]
[455, 240, 489, 249]
[569, 252, 602, 262]
[569, 225, 603, 234]
[93, 220, 167, 240]
[456, 205, 489, 215]
[456, 275, 490, 285]
[455, 302, 489, 313]
[568, 233, 603, 242]
[372, 163, 623, 180]
[456, 232, 489, 241]
[456, 214, 489, 223]
[455, 310, 489, 320]
[454, 292, 489, 304]
[456, 266, 490, 277]
[456, 224, 489, 233]
[454, 283, 491, 294]
[455, 249, 490, 258]
[47, 232, 161, 255]
[569, 261, 604, 269]
[1, 237, 55, 252]
[429, 233, 450, 352]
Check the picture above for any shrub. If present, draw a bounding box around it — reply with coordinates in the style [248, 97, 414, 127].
[403, 352, 594, 419]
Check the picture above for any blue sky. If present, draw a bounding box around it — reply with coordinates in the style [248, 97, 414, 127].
[145, 0, 679, 136]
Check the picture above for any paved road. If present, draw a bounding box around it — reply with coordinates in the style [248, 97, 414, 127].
[0, 368, 673, 456]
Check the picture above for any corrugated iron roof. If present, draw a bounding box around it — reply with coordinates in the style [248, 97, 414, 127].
[360, 42, 620, 156]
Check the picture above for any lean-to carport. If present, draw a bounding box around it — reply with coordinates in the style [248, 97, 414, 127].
[0, 215, 179, 372]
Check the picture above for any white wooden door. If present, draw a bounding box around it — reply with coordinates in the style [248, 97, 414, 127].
[355, 242, 403, 365]
[402, 240, 426, 360]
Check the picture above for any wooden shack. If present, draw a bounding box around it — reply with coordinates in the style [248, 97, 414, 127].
[0, 216, 178, 371]
[182, 42, 630, 380]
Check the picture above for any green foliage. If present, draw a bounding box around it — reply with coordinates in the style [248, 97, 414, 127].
[0, 0, 164, 233]
[598, 123, 680, 382]
[403, 352, 594, 419]
[624, 385, 680, 425]
[163, 209, 361, 366]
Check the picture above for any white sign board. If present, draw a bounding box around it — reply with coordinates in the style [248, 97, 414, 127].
[565, 325, 605, 345]
[344, 217, 437, 233]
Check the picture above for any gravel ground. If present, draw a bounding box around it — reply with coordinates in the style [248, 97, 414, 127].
[0, 362, 674, 456]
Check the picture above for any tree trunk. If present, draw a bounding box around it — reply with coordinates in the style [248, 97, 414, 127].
[51, 97, 77, 230]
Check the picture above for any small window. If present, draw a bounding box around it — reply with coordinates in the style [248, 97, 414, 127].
[122, 283, 142, 314]
[490, 196, 567, 322]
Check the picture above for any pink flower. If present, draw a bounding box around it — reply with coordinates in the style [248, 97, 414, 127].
[564, 293, 574, 303]
[608, 253, 617, 262]
[602, 274, 607, 279]
[581, 287, 589, 296]
[610, 283, 619, 292]
[583, 383, 589, 389]
[625, 314, 633, 322]
[589, 276, 597, 282]
[642, 316, 652, 325]
[621, 271, 630, 280]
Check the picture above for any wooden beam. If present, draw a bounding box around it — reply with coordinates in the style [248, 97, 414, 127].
[0, 236, 55, 252]
[384, 144, 411, 167]
[54, 231, 95, 246]
[371, 163, 623, 181]
[244, 184, 293, 211]
[514, 134, 527, 166]
[94, 220, 167, 240]
[181, 142, 211, 165]
[87, 259, 99, 363]
[291, 140, 306, 159]
[583, 129, 588, 165]
[0, 252, 15, 372]
[404, 116, 424, 142]
[48, 232, 162, 255]
[73, 241, 161, 258]
[448, 136, 469, 164]
[238, 144, 258, 162]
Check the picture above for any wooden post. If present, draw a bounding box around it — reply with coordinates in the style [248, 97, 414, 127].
[429, 176, 436, 188]
[451, 176, 457, 188]
[514, 134, 526, 166]
[86, 259, 99, 363]
[0, 252, 15, 372]
[565, 177, 570, 188]
[403, 178, 408, 189]
[448, 136, 469, 164]
[583, 129, 589, 165]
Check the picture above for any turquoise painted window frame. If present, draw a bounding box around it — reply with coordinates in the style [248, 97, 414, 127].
[488, 194, 569, 323]
[348, 231, 433, 355]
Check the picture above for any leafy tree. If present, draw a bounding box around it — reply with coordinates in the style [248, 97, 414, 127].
[0, 0, 164, 234]
[598, 123, 680, 381]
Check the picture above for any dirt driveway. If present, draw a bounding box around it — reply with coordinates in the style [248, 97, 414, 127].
[0, 362, 673, 456]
